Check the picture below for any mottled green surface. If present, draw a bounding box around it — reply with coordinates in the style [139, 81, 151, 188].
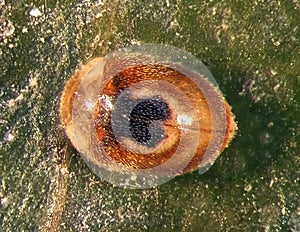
[0, 0, 299, 231]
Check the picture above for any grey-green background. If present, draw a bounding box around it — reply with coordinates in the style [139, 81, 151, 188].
[0, 0, 299, 231]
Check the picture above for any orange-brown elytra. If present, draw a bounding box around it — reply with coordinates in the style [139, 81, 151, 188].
[59, 44, 236, 188]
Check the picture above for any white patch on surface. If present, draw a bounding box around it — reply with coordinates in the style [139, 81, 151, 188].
[85, 99, 96, 112]
[21, 27, 28, 33]
[4, 131, 15, 142]
[177, 115, 193, 126]
[29, 8, 43, 17]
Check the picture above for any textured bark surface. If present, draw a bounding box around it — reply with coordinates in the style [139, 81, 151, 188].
[0, 0, 299, 231]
